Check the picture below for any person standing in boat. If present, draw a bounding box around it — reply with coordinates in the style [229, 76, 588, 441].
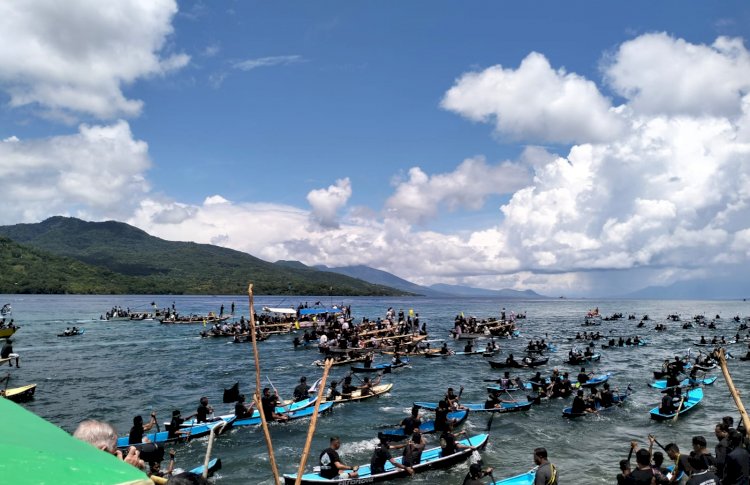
[319, 436, 359, 479]
[400, 406, 422, 436]
[533, 448, 558, 485]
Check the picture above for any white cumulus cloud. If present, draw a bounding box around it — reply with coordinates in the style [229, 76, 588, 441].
[306, 178, 353, 228]
[0, 0, 189, 120]
[0, 121, 151, 224]
[441, 52, 625, 144]
[385, 156, 531, 224]
[604, 33, 750, 117]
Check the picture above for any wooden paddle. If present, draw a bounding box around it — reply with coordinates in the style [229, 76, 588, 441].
[672, 393, 686, 423]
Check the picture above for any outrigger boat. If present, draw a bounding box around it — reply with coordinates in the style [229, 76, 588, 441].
[648, 376, 717, 390]
[379, 410, 469, 441]
[649, 388, 703, 421]
[488, 357, 548, 369]
[176, 401, 334, 429]
[178, 396, 319, 427]
[414, 400, 532, 413]
[350, 359, 409, 373]
[117, 417, 234, 450]
[565, 353, 601, 365]
[282, 433, 489, 485]
[562, 393, 629, 418]
[57, 329, 85, 337]
[324, 383, 393, 404]
[577, 374, 611, 388]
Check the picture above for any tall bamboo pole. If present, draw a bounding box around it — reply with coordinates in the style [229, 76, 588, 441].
[248, 284, 281, 485]
[295, 358, 334, 485]
[718, 348, 750, 433]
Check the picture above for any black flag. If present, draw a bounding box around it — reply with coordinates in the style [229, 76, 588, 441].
[223, 382, 240, 403]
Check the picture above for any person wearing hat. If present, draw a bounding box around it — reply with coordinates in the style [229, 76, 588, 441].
[293, 376, 310, 402]
[462, 463, 494, 485]
[370, 434, 414, 476]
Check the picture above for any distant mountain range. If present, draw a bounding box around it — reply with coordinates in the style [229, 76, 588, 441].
[0, 217, 411, 296]
[315, 264, 548, 298]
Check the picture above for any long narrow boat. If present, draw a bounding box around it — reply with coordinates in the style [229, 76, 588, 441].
[0, 327, 18, 339]
[490, 468, 537, 485]
[315, 355, 370, 367]
[562, 393, 629, 418]
[350, 360, 409, 373]
[414, 400, 532, 413]
[648, 376, 717, 390]
[324, 383, 393, 404]
[117, 418, 234, 450]
[576, 374, 611, 388]
[488, 357, 548, 369]
[379, 410, 469, 441]
[178, 396, 319, 427]
[1, 383, 37, 402]
[187, 458, 221, 477]
[486, 383, 529, 393]
[649, 388, 703, 421]
[565, 353, 600, 365]
[57, 329, 85, 337]
[282, 433, 489, 485]
[382, 348, 442, 357]
[234, 401, 334, 427]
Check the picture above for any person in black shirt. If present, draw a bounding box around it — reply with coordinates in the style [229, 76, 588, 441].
[439, 423, 473, 456]
[577, 367, 590, 385]
[129, 412, 157, 445]
[370, 435, 413, 476]
[341, 376, 357, 399]
[462, 463, 494, 485]
[196, 397, 215, 423]
[714, 423, 730, 478]
[686, 454, 720, 485]
[234, 394, 255, 419]
[402, 432, 425, 467]
[665, 443, 692, 481]
[723, 430, 749, 485]
[630, 448, 660, 484]
[616, 459, 632, 485]
[293, 377, 309, 402]
[319, 436, 358, 479]
[167, 410, 195, 439]
[400, 407, 421, 435]
[261, 387, 289, 422]
[659, 389, 676, 415]
[600, 383, 615, 408]
[434, 400, 452, 432]
[571, 389, 594, 415]
[1, 339, 19, 367]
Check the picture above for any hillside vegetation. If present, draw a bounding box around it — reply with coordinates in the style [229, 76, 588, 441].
[0, 217, 410, 296]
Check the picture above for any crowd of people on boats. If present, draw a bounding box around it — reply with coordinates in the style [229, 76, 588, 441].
[0, 318, 17, 329]
[617, 415, 749, 484]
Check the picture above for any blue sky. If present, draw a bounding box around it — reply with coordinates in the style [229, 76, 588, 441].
[1, 1, 750, 296]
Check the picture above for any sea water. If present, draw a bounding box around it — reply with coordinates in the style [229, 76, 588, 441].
[3, 294, 749, 484]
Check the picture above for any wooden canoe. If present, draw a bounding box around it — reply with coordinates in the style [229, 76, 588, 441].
[2, 384, 37, 402]
[324, 383, 393, 403]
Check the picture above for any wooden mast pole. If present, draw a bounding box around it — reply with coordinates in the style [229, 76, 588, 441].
[718, 348, 750, 433]
[248, 284, 281, 485]
[294, 358, 333, 485]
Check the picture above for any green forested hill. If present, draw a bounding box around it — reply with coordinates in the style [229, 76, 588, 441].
[0, 217, 410, 296]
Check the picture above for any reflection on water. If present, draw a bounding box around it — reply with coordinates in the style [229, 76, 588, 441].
[3, 294, 749, 484]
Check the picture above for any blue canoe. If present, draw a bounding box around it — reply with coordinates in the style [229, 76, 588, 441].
[575, 373, 611, 388]
[234, 401, 334, 427]
[414, 401, 532, 413]
[179, 396, 318, 426]
[486, 382, 535, 392]
[283, 433, 489, 485]
[648, 376, 717, 389]
[380, 410, 469, 441]
[562, 393, 629, 418]
[350, 359, 409, 373]
[490, 468, 536, 485]
[565, 353, 601, 364]
[117, 417, 233, 449]
[187, 457, 222, 477]
[649, 388, 703, 420]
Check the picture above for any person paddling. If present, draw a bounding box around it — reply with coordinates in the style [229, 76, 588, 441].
[234, 394, 255, 419]
[319, 436, 359, 479]
[128, 413, 157, 445]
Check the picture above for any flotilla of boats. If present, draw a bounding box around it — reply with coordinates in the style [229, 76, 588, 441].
[4, 299, 750, 484]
